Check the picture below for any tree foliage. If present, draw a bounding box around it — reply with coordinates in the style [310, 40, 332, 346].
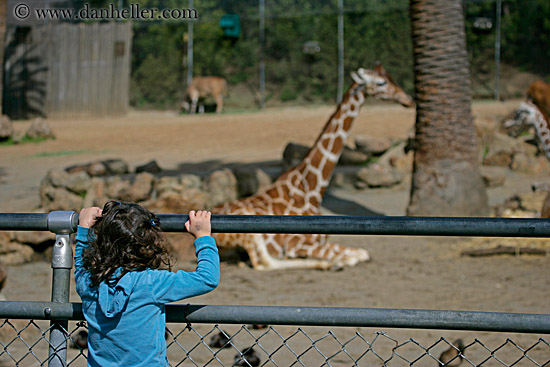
[128, 0, 549, 109]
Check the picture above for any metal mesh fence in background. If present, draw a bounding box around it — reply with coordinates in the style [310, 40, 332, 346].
[6, 0, 547, 118]
[1, 320, 549, 367]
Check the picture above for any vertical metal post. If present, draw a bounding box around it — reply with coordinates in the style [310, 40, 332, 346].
[494, 0, 502, 101]
[187, 0, 194, 86]
[337, 0, 344, 103]
[259, 0, 265, 109]
[47, 211, 76, 367]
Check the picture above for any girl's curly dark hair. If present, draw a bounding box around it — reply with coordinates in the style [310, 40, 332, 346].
[82, 200, 172, 288]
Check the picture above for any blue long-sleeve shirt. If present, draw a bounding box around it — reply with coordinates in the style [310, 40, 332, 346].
[74, 226, 220, 367]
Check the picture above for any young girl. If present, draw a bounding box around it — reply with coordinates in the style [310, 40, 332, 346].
[75, 201, 219, 367]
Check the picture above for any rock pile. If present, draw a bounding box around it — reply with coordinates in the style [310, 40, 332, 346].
[38, 159, 270, 213]
[283, 135, 413, 190]
[1, 158, 274, 265]
[477, 116, 550, 178]
[0, 117, 56, 143]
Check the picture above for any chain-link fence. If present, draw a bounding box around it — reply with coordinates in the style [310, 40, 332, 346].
[6, 0, 547, 118]
[1, 318, 549, 366]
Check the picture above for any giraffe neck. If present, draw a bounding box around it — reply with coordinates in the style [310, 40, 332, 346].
[531, 107, 550, 161]
[278, 83, 366, 207]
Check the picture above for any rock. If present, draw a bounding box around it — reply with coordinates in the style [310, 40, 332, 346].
[66, 161, 107, 176]
[256, 169, 272, 191]
[0, 115, 14, 140]
[102, 159, 129, 175]
[282, 142, 309, 169]
[355, 135, 392, 155]
[13, 231, 55, 246]
[0, 241, 34, 265]
[65, 163, 89, 174]
[233, 168, 273, 198]
[330, 171, 356, 189]
[41, 187, 83, 211]
[378, 142, 412, 174]
[26, 118, 55, 139]
[65, 171, 91, 195]
[180, 174, 203, 191]
[156, 176, 183, 196]
[480, 166, 507, 187]
[86, 161, 107, 176]
[106, 176, 131, 199]
[356, 163, 402, 188]
[136, 160, 162, 174]
[517, 137, 540, 156]
[143, 189, 208, 214]
[126, 172, 155, 202]
[519, 191, 547, 213]
[475, 116, 499, 142]
[494, 191, 547, 217]
[483, 133, 521, 167]
[339, 147, 369, 165]
[532, 182, 550, 192]
[511, 153, 550, 174]
[83, 178, 108, 208]
[207, 169, 238, 207]
[11, 130, 24, 144]
[42, 169, 69, 188]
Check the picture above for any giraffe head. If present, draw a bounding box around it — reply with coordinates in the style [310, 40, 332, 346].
[350, 64, 414, 107]
[502, 101, 541, 137]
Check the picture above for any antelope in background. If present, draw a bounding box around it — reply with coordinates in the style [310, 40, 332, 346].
[182, 76, 228, 114]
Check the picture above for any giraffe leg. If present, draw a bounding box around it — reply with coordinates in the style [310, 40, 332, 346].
[283, 234, 370, 267]
[244, 235, 334, 270]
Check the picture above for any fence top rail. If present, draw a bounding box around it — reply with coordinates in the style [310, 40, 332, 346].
[0, 301, 548, 334]
[1, 212, 550, 237]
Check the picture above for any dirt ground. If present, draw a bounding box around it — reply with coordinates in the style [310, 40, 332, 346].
[1, 100, 549, 366]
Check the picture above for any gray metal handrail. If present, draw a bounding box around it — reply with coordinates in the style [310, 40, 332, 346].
[2, 212, 550, 237]
[0, 301, 549, 334]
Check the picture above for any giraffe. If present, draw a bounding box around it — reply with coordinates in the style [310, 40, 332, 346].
[503, 101, 550, 161]
[503, 101, 550, 218]
[211, 65, 415, 270]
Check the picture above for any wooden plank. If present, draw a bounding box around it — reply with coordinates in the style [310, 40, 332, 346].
[87, 22, 100, 117]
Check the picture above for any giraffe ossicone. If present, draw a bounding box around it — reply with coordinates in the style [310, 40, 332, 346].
[212, 65, 414, 270]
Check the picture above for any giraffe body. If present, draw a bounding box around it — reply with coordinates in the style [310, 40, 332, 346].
[213, 66, 414, 270]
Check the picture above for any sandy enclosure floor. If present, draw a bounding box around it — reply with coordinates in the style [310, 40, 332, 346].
[1, 100, 549, 366]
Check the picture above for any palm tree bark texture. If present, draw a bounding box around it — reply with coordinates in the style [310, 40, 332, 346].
[407, 0, 489, 216]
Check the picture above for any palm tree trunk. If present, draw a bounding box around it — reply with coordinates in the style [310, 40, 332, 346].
[407, 0, 489, 216]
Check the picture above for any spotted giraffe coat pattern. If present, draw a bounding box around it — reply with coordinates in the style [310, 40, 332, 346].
[212, 66, 414, 270]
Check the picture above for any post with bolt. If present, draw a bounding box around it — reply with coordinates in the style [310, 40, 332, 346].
[47, 211, 77, 367]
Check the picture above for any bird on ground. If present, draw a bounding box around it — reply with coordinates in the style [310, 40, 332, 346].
[233, 346, 261, 367]
[438, 338, 465, 367]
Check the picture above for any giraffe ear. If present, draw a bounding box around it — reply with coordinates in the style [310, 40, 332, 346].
[374, 63, 386, 76]
[350, 71, 363, 84]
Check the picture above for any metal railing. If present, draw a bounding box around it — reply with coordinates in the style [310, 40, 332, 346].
[0, 211, 549, 367]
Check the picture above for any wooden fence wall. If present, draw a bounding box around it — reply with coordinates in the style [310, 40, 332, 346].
[3, 21, 132, 119]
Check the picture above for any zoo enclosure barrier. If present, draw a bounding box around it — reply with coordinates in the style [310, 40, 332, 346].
[0, 212, 549, 367]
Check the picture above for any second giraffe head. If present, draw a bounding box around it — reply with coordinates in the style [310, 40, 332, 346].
[350, 64, 415, 108]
